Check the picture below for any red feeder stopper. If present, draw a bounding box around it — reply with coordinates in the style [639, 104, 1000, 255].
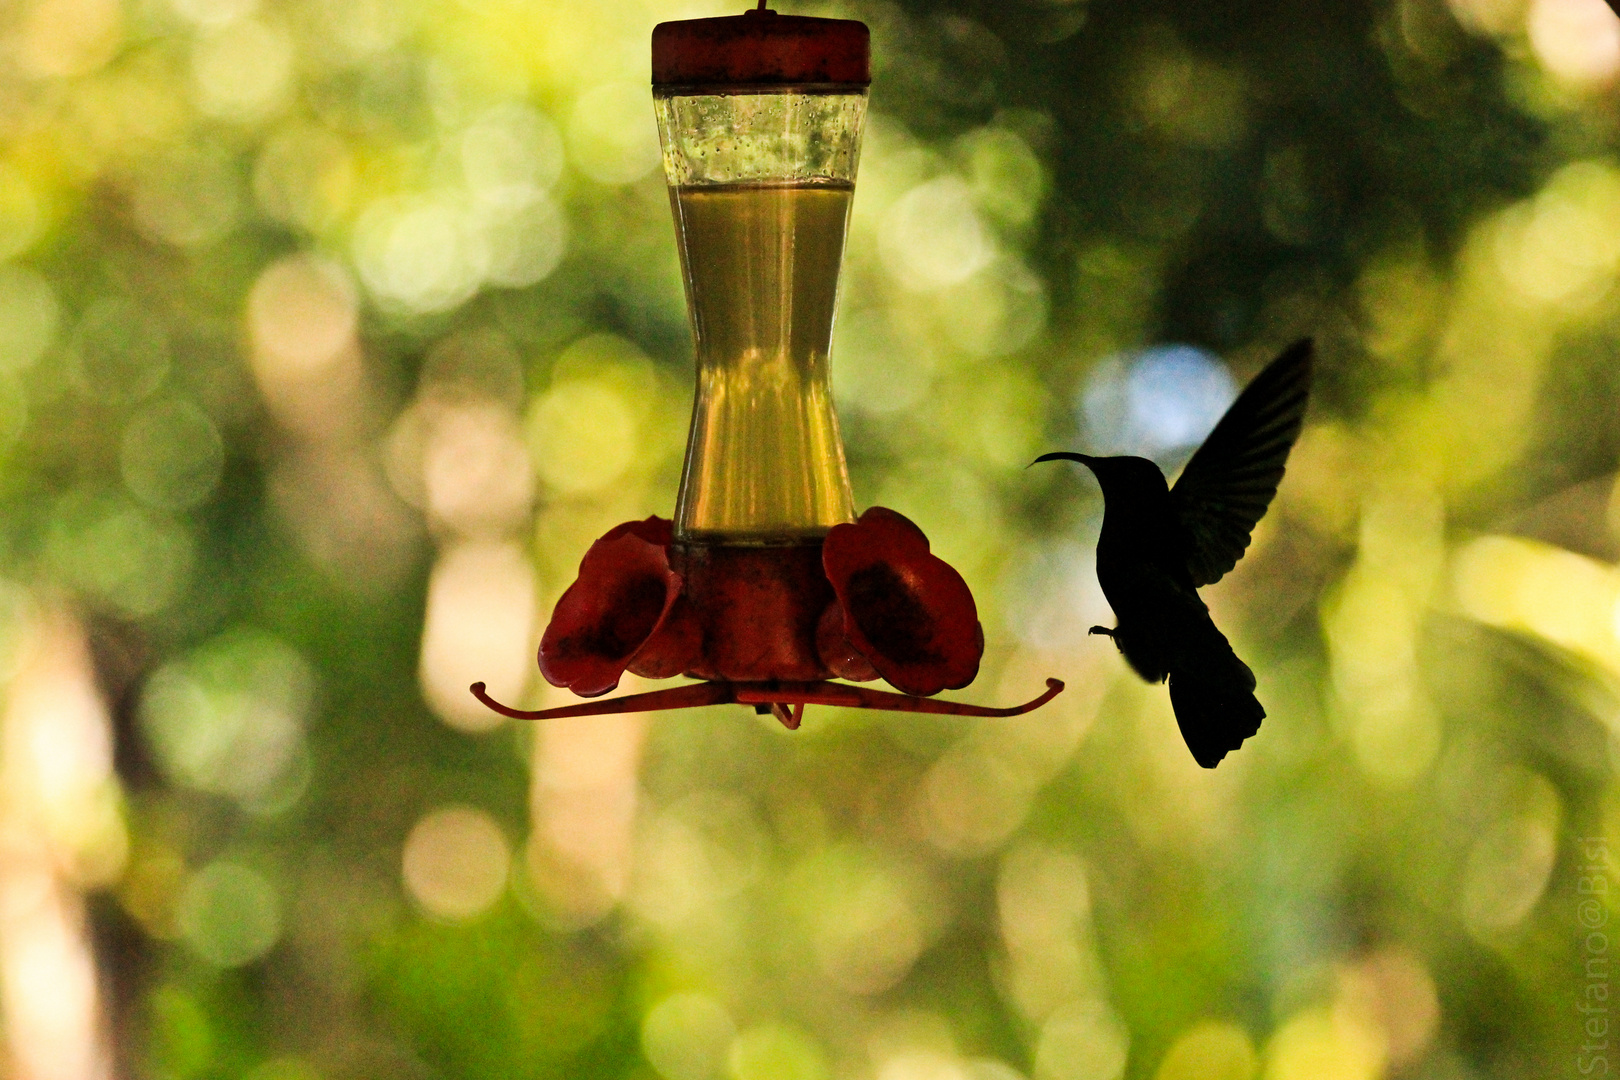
[652, 4, 870, 90]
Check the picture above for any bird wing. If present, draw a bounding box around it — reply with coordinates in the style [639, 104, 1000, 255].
[1170, 338, 1313, 587]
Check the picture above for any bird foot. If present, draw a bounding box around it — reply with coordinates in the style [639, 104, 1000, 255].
[1088, 625, 1115, 638]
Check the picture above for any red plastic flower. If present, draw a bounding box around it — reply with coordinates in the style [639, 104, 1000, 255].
[821, 507, 982, 696]
[537, 517, 686, 697]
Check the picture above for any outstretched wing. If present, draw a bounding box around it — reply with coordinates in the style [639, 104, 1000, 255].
[1170, 338, 1313, 587]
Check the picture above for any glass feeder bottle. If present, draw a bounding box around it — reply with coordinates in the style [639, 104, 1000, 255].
[653, 5, 868, 543]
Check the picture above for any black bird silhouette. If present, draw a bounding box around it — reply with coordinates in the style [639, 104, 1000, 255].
[1034, 339, 1313, 768]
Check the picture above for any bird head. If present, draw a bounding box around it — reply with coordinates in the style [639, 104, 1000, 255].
[1031, 452, 1168, 504]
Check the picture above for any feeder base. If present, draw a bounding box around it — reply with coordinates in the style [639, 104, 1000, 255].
[671, 539, 835, 683]
[471, 677, 1065, 727]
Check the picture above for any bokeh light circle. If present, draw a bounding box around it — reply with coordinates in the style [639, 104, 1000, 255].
[248, 254, 358, 375]
[121, 397, 226, 512]
[0, 264, 59, 373]
[727, 1024, 828, 1080]
[1152, 1020, 1256, 1080]
[70, 297, 170, 405]
[1528, 0, 1620, 87]
[418, 540, 536, 731]
[353, 195, 490, 314]
[528, 379, 637, 494]
[46, 493, 194, 617]
[192, 18, 294, 122]
[568, 82, 661, 185]
[881, 177, 995, 291]
[0, 164, 44, 261]
[132, 143, 243, 247]
[1034, 1001, 1130, 1080]
[1079, 345, 1236, 463]
[481, 194, 568, 289]
[402, 805, 511, 921]
[463, 102, 565, 206]
[177, 861, 281, 968]
[641, 993, 736, 1080]
[138, 629, 314, 810]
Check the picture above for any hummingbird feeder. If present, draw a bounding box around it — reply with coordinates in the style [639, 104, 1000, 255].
[472, 2, 1063, 727]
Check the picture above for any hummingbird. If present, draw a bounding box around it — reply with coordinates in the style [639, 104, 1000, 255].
[1034, 338, 1313, 768]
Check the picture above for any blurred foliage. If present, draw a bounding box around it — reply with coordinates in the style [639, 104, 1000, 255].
[0, 0, 1615, 1078]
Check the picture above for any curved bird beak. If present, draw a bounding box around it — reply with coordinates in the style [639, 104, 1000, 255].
[1030, 451, 1096, 470]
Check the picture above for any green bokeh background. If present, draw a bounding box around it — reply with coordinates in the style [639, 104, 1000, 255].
[0, 0, 1612, 1077]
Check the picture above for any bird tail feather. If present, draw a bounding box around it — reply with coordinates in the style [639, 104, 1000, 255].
[1167, 670, 1264, 769]
[1163, 613, 1263, 768]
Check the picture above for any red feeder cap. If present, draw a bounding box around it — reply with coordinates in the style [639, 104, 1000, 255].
[652, 4, 870, 90]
